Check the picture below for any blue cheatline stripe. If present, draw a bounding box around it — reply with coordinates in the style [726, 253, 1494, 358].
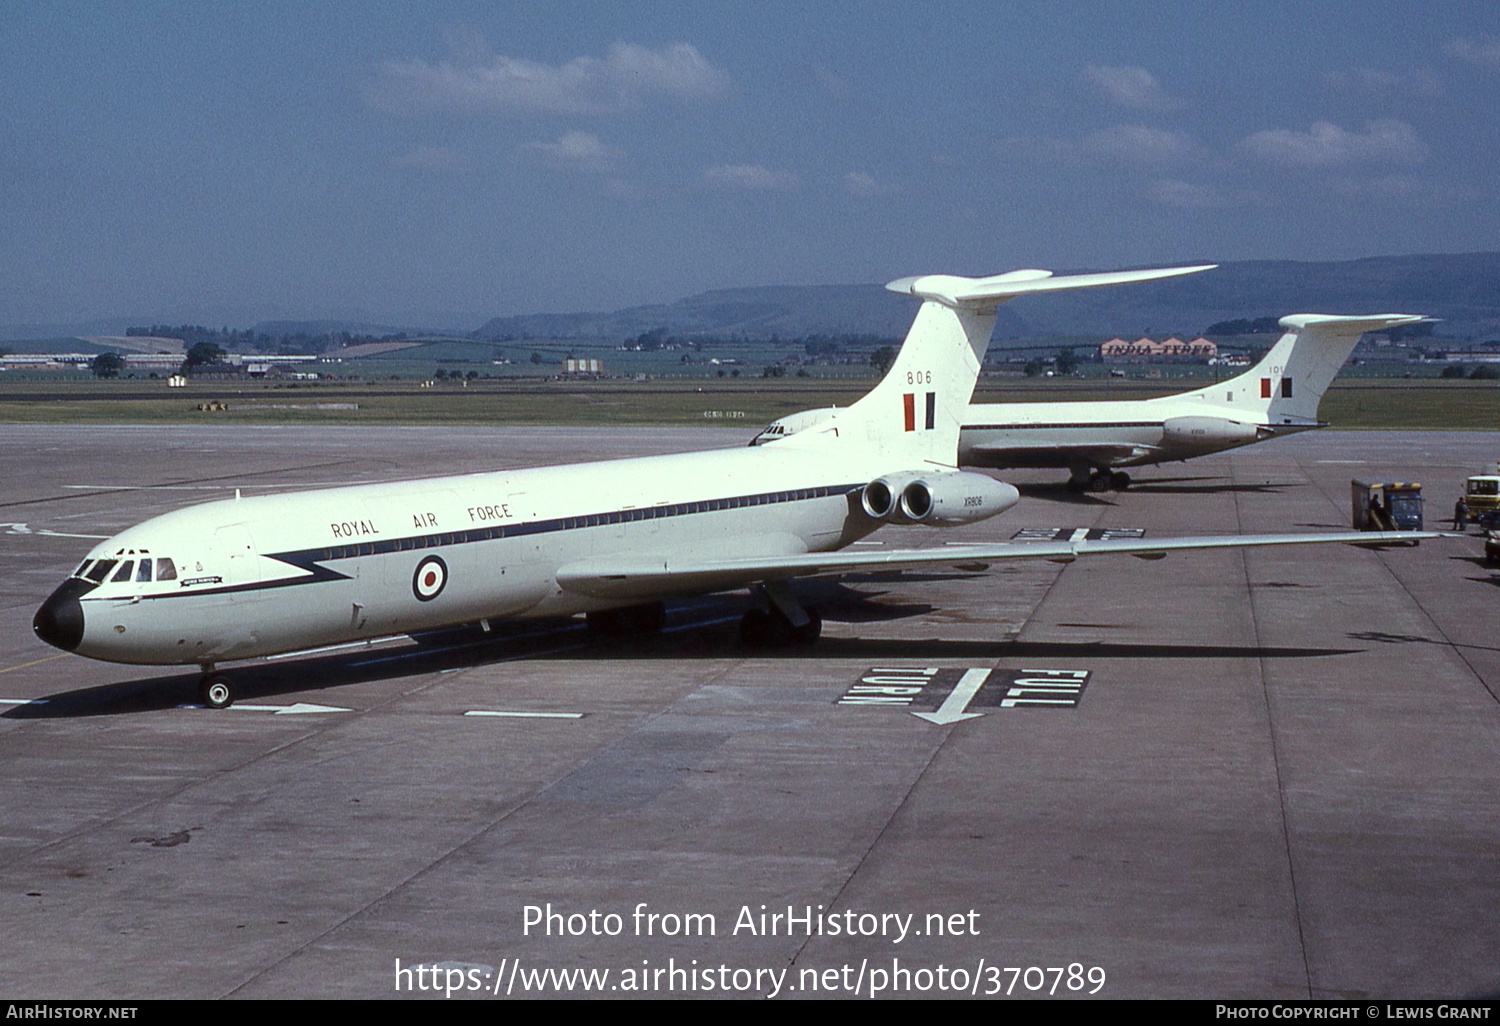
[125, 481, 867, 601]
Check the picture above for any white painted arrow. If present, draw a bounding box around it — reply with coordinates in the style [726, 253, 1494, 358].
[0, 522, 108, 539]
[226, 702, 352, 715]
[912, 668, 991, 725]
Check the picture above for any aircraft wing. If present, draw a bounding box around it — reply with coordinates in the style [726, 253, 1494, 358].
[555, 530, 1441, 601]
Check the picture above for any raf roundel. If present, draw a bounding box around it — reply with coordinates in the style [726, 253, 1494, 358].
[412, 555, 448, 602]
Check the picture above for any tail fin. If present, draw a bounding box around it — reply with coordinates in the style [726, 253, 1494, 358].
[785, 264, 1215, 465]
[1210, 313, 1428, 425]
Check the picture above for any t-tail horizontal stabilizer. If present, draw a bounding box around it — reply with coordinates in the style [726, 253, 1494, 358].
[787, 263, 1216, 465]
[884, 264, 1218, 311]
[1215, 313, 1431, 425]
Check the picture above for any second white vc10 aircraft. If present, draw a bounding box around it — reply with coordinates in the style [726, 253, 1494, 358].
[753, 309, 1428, 491]
[34, 263, 1430, 708]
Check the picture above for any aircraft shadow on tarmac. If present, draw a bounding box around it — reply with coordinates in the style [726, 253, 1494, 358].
[1120, 477, 1295, 496]
[1349, 628, 1500, 652]
[1449, 553, 1500, 581]
[1016, 477, 1296, 503]
[10, 585, 1362, 719]
[1013, 483, 1113, 505]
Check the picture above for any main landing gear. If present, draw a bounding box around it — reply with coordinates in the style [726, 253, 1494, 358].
[1066, 468, 1132, 493]
[740, 582, 822, 649]
[198, 665, 234, 709]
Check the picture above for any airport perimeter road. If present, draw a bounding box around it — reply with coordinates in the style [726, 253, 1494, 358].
[0, 424, 1497, 1000]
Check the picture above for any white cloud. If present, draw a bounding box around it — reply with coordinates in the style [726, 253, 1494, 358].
[1449, 35, 1500, 71]
[843, 171, 885, 196]
[1238, 120, 1427, 168]
[1083, 65, 1177, 111]
[373, 41, 730, 115]
[519, 131, 625, 174]
[702, 164, 799, 191]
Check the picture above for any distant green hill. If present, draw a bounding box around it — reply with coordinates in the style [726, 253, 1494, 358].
[474, 283, 1022, 341]
[249, 319, 412, 338]
[474, 252, 1500, 343]
[8, 252, 1497, 349]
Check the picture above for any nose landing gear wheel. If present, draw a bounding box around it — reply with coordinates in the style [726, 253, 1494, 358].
[199, 674, 234, 709]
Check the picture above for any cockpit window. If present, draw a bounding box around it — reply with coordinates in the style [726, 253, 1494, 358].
[110, 560, 136, 583]
[155, 558, 176, 581]
[73, 560, 92, 579]
[136, 560, 153, 582]
[84, 560, 117, 583]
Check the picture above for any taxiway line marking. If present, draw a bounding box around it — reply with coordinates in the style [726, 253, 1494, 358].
[65, 485, 249, 491]
[464, 711, 584, 719]
[227, 702, 353, 715]
[0, 522, 109, 539]
[0, 654, 69, 676]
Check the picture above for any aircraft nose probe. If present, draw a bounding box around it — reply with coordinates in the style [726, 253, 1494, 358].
[33, 580, 90, 652]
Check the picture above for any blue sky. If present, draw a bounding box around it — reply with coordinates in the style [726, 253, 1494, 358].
[2, 2, 1497, 329]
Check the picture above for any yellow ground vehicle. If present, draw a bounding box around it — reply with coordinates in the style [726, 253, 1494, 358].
[1464, 474, 1500, 519]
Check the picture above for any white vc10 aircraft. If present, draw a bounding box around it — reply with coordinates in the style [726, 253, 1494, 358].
[33, 264, 1429, 709]
[752, 309, 1427, 491]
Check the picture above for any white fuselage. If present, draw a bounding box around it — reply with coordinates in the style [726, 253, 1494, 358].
[52, 443, 885, 665]
[958, 391, 1297, 470]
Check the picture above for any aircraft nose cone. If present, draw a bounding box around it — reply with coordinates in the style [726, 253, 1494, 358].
[33, 579, 91, 652]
